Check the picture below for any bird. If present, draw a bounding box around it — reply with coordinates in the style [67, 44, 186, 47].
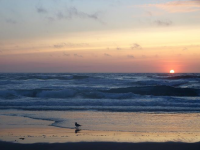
[75, 122, 81, 128]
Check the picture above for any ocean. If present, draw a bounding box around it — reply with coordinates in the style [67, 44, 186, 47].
[0, 73, 200, 132]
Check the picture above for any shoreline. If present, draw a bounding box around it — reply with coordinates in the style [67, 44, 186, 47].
[1, 113, 200, 144]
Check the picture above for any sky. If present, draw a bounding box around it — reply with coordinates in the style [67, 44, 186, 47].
[0, 0, 200, 73]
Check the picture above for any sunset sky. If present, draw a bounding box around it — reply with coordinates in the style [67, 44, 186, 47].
[0, 0, 200, 73]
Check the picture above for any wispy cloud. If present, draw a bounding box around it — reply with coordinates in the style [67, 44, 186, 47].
[5, 19, 17, 24]
[146, 11, 153, 16]
[143, 0, 200, 13]
[142, 55, 146, 58]
[104, 53, 111, 57]
[54, 43, 66, 49]
[53, 42, 89, 49]
[59, 6, 102, 21]
[116, 47, 122, 50]
[46, 17, 55, 22]
[39, 5, 103, 23]
[182, 47, 188, 51]
[131, 43, 142, 50]
[127, 55, 135, 59]
[109, 0, 123, 7]
[154, 20, 172, 26]
[36, 6, 48, 14]
[74, 54, 83, 57]
[63, 52, 70, 56]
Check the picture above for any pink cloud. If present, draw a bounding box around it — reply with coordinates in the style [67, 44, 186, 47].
[144, 0, 200, 13]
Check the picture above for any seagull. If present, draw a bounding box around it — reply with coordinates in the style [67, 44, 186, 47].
[75, 122, 81, 128]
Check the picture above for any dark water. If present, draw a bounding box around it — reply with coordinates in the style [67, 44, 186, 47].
[0, 73, 200, 112]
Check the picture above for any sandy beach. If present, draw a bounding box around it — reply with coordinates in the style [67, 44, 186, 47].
[1, 111, 200, 143]
[1, 125, 200, 144]
[1, 125, 200, 150]
[1, 114, 200, 149]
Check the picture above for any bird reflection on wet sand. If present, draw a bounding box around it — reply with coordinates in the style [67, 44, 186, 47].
[75, 128, 81, 134]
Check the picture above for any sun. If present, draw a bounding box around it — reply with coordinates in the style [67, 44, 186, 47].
[170, 70, 175, 73]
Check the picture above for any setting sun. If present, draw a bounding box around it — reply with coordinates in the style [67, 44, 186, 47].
[170, 70, 175, 73]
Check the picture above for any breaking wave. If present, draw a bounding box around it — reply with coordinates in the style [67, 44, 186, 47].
[103, 86, 199, 96]
[165, 75, 200, 80]
[0, 85, 199, 99]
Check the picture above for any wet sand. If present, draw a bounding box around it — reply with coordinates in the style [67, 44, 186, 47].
[1, 125, 200, 144]
[1, 112, 200, 149]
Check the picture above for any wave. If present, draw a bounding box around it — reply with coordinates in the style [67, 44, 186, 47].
[1, 98, 200, 107]
[0, 74, 90, 81]
[0, 89, 138, 99]
[1, 94, 200, 113]
[0, 89, 77, 99]
[165, 75, 200, 80]
[0, 85, 199, 99]
[0, 81, 20, 85]
[1, 106, 200, 113]
[103, 86, 199, 96]
[133, 80, 187, 86]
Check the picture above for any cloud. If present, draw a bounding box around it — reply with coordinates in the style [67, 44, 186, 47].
[53, 42, 89, 49]
[5, 19, 17, 24]
[36, 6, 48, 14]
[63, 52, 70, 56]
[131, 43, 142, 50]
[143, 0, 200, 13]
[104, 53, 111, 57]
[182, 47, 188, 51]
[36, 3, 103, 23]
[154, 55, 159, 58]
[67, 7, 101, 21]
[109, 0, 123, 7]
[46, 17, 55, 22]
[116, 47, 122, 50]
[177, 53, 182, 57]
[56, 12, 65, 19]
[127, 55, 135, 59]
[146, 11, 153, 16]
[142, 55, 146, 58]
[74, 54, 83, 57]
[54, 6, 103, 23]
[54, 43, 66, 48]
[154, 20, 172, 26]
